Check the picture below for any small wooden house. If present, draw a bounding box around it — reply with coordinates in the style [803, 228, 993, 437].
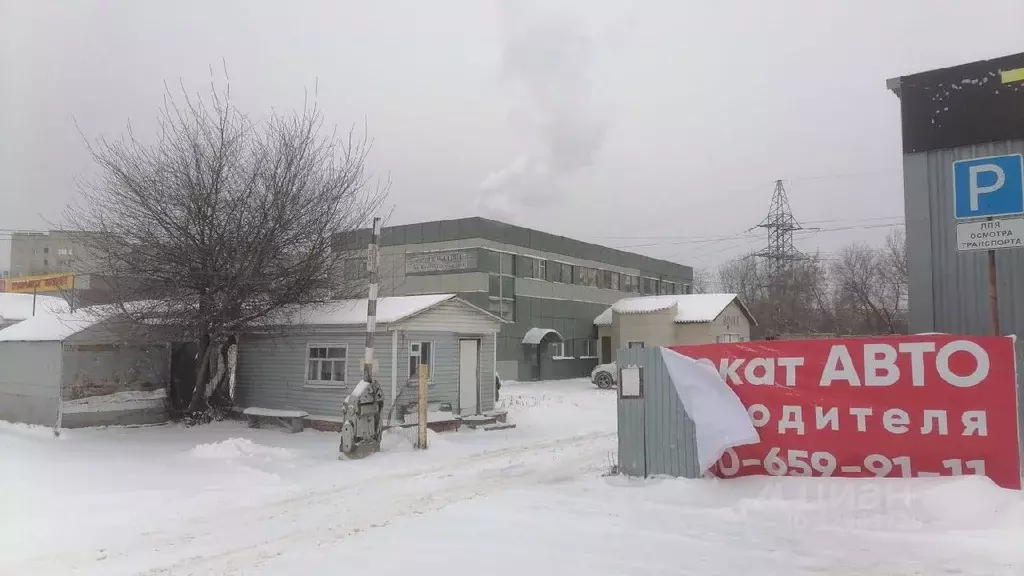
[236, 294, 504, 426]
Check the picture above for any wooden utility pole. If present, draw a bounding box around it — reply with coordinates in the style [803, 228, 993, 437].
[417, 364, 429, 449]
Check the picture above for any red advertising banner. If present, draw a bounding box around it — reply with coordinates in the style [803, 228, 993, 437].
[670, 335, 1022, 489]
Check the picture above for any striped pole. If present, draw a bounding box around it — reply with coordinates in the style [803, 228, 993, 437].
[363, 217, 381, 383]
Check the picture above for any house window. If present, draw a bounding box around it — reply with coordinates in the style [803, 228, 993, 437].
[627, 341, 645, 349]
[685, 284, 693, 294]
[716, 333, 746, 343]
[409, 341, 434, 379]
[307, 344, 348, 384]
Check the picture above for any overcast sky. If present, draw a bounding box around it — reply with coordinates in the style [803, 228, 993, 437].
[2, 0, 1023, 271]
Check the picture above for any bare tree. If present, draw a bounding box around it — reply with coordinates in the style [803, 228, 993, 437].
[690, 267, 714, 294]
[65, 78, 387, 417]
[830, 242, 906, 335]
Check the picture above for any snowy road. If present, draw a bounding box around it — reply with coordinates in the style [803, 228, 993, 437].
[3, 378, 1024, 575]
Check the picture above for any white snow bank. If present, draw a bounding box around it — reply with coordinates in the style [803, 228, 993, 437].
[62, 389, 167, 414]
[0, 292, 69, 322]
[593, 293, 746, 326]
[0, 420, 60, 439]
[190, 438, 297, 460]
[0, 307, 104, 342]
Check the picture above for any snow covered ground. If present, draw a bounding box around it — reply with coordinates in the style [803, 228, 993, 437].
[2, 378, 1023, 575]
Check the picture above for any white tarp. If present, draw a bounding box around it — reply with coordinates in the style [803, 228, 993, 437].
[659, 347, 760, 472]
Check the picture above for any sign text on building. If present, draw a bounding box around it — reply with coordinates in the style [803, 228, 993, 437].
[405, 250, 477, 274]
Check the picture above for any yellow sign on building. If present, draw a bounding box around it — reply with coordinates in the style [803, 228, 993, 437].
[1, 273, 75, 294]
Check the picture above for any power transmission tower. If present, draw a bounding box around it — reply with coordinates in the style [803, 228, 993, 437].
[754, 180, 805, 335]
[754, 179, 804, 279]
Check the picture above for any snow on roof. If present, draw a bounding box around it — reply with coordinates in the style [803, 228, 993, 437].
[522, 327, 563, 345]
[0, 306, 106, 342]
[593, 294, 752, 326]
[0, 293, 70, 323]
[276, 294, 458, 326]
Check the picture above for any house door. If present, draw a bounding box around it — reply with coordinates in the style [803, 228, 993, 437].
[601, 337, 612, 364]
[458, 339, 480, 415]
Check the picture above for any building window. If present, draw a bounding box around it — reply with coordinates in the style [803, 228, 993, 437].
[642, 277, 658, 295]
[307, 344, 347, 385]
[577, 338, 597, 358]
[550, 261, 570, 283]
[43, 246, 49, 254]
[553, 341, 569, 358]
[409, 341, 434, 379]
[43, 259, 48, 267]
[610, 272, 620, 291]
[716, 333, 746, 343]
[627, 341, 645, 349]
[517, 255, 546, 280]
[535, 258, 547, 280]
[685, 284, 693, 294]
[586, 268, 598, 287]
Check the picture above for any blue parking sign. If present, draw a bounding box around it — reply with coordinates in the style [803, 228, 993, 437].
[953, 154, 1024, 219]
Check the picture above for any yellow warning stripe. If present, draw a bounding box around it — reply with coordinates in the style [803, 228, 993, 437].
[1001, 67, 1024, 84]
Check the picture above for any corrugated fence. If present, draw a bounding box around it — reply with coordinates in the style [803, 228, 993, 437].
[615, 347, 701, 478]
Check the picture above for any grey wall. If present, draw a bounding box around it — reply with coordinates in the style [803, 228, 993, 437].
[903, 139, 1024, 335]
[615, 347, 701, 478]
[0, 341, 62, 426]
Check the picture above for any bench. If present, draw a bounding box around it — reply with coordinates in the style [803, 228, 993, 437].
[242, 407, 309, 433]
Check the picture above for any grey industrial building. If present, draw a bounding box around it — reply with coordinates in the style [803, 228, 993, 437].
[888, 52, 1024, 336]
[335, 217, 693, 381]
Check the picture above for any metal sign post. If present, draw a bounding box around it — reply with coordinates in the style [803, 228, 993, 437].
[952, 154, 1024, 335]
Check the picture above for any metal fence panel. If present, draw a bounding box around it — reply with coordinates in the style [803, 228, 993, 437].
[616, 347, 701, 478]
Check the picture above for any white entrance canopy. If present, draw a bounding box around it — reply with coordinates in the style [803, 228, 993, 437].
[522, 327, 563, 345]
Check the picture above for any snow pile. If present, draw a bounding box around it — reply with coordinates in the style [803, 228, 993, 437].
[62, 389, 167, 414]
[190, 437, 297, 460]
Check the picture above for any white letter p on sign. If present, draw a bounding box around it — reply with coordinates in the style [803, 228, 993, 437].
[969, 164, 1006, 210]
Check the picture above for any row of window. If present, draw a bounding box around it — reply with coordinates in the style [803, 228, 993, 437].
[306, 341, 436, 385]
[513, 253, 689, 295]
[551, 338, 599, 359]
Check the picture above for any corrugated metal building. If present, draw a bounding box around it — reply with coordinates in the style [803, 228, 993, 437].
[888, 52, 1024, 335]
[236, 294, 503, 422]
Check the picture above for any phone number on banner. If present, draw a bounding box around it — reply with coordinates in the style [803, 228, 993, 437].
[718, 447, 987, 478]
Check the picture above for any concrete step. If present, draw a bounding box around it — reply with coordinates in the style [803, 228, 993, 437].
[481, 423, 517, 432]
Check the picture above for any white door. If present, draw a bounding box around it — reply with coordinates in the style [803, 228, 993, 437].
[458, 339, 480, 415]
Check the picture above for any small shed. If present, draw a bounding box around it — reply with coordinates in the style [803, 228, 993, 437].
[0, 307, 171, 428]
[593, 294, 757, 363]
[236, 294, 504, 425]
[0, 293, 70, 330]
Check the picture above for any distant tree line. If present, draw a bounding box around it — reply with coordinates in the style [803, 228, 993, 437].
[692, 229, 908, 337]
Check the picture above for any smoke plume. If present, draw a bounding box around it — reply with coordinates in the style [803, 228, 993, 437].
[477, 2, 609, 224]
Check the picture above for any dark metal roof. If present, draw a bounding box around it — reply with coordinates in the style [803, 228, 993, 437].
[888, 52, 1024, 153]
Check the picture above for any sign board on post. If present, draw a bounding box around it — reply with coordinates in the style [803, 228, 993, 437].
[953, 154, 1024, 220]
[671, 334, 1022, 489]
[956, 217, 1024, 251]
[2, 273, 75, 294]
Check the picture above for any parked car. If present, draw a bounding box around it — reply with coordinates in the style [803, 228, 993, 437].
[590, 362, 617, 389]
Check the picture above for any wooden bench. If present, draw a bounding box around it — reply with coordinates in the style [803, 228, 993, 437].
[242, 407, 309, 433]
